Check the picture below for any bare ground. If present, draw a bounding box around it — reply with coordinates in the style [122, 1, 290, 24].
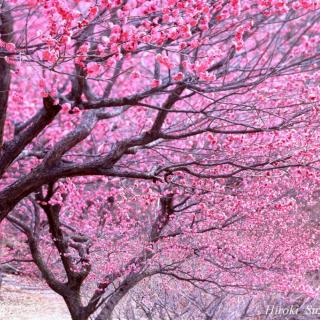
[0, 274, 70, 320]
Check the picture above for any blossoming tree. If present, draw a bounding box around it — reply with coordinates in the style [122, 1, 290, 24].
[2, 0, 320, 319]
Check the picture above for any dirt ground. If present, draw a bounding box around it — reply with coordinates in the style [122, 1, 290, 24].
[0, 274, 71, 320]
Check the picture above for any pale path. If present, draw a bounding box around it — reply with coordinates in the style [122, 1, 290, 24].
[0, 274, 70, 320]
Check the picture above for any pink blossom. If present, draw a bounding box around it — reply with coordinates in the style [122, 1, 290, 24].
[131, 71, 141, 79]
[151, 79, 161, 88]
[62, 103, 71, 113]
[6, 42, 16, 52]
[42, 50, 56, 62]
[87, 62, 100, 76]
[173, 72, 184, 81]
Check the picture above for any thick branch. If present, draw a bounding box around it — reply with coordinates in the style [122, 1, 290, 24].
[0, 96, 60, 177]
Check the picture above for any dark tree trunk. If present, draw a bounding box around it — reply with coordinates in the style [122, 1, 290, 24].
[94, 292, 124, 320]
[64, 292, 88, 320]
[94, 273, 147, 320]
[0, 0, 13, 147]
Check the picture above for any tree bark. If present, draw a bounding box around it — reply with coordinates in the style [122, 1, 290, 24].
[94, 273, 147, 320]
[64, 291, 87, 320]
[0, 0, 13, 147]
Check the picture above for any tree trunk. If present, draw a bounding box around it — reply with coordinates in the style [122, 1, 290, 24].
[0, 1, 13, 147]
[94, 290, 125, 320]
[94, 273, 147, 320]
[64, 292, 88, 320]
